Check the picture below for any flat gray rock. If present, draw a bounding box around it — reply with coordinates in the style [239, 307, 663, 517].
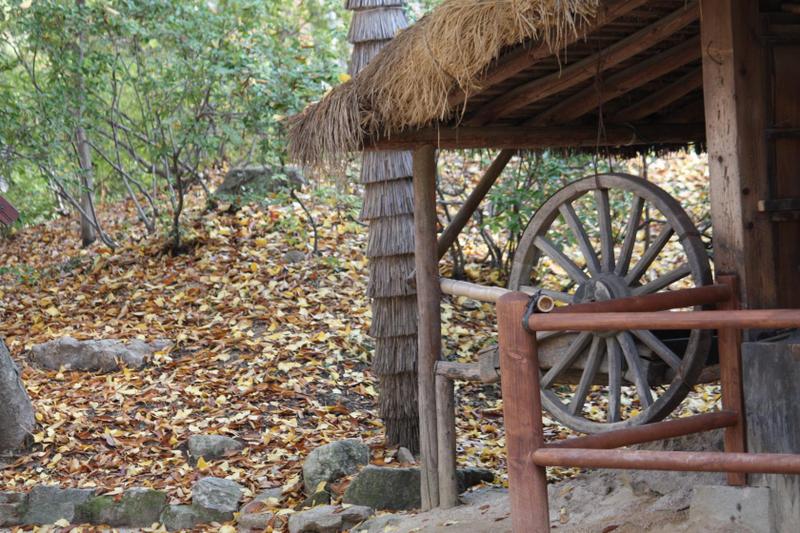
[343, 466, 494, 511]
[22, 485, 96, 525]
[343, 466, 420, 511]
[288, 504, 373, 533]
[192, 477, 243, 515]
[187, 435, 244, 460]
[75, 487, 166, 527]
[160, 504, 229, 531]
[30, 337, 171, 372]
[303, 439, 369, 495]
[0, 491, 25, 527]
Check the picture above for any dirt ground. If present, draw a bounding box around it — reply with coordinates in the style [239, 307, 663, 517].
[356, 431, 760, 533]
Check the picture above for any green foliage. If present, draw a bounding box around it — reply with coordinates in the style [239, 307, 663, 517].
[0, 0, 348, 239]
[488, 151, 609, 271]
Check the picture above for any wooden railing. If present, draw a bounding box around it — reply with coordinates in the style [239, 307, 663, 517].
[496, 275, 800, 532]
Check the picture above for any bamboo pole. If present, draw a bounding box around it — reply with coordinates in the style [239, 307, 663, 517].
[413, 144, 440, 510]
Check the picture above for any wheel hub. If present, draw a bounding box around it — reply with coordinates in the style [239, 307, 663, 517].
[574, 275, 632, 337]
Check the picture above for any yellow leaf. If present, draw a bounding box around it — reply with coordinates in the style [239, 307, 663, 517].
[219, 526, 236, 533]
[197, 456, 209, 470]
[315, 480, 326, 493]
[338, 73, 351, 83]
[54, 518, 70, 527]
[45, 306, 60, 317]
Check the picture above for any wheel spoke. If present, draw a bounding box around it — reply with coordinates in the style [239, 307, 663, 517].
[617, 331, 654, 408]
[632, 264, 692, 295]
[568, 336, 604, 415]
[534, 236, 590, 283]
[632, 329, 682, 373]
[606, 337, 622, 423]
[559, 202, 601, 276]
[625, 224, 674, 285]
[520, 286, 574, 304]
[540, 331, 593, 388]
[595, 189, 615, 273]
[615, 195, 645, 276]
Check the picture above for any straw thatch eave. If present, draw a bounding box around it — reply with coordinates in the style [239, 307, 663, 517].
[289, 0, 602, 169]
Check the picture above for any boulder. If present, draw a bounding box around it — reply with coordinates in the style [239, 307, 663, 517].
[343, 466, 494, 511]
[0, 492, 25, 527]
[22, 485, 96, 525]
[0, 338, 35, 452]
[288, 504, 373, 533]
[192, 477, 242, 516]
[187, 435, 244, 460]
[29, 337, 171, 372]
[160, 504, 229, 531]
[303, 439, 370, 495]
[215, 165, 304, 197]
[75, 488, 166, 527]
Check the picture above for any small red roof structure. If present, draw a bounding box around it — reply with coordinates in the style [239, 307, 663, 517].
[0, 196, 19, 226]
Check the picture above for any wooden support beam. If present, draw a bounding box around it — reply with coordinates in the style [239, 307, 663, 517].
[701, 0, 775, 309]
[529, 37, 701, 126]
[413, 145, 440, 510]
[467, 1, 700, 126]
[367, 123, 705, 151]
[437, 149, 514, 259]
[614, 68, 704, 121]
[446, 0, 651, 109]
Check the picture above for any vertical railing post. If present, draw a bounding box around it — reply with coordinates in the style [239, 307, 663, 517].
[717, 274, 747, 486]
[413, 144, 440, 509]
[435, 372, 458, 508]
[497, 292, 550, 533]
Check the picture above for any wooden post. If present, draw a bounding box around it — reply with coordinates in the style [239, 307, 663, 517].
[700, 0, 775, 309]
[717, 274, 748, 486]
[435, 372, 458, 508]
[497, 292, 550, 533]
[413, 144, 440, 510]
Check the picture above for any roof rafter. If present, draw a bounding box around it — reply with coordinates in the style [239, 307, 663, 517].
[446, 0, 651, 110]
[529, 36, 701, 126]
[466, 1, 700, 126]
[613, 68, 704, 121]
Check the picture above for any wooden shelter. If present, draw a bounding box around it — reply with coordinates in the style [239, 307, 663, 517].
[290, 0, 800, 519]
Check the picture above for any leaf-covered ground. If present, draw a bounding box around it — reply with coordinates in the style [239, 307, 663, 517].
[0, 151, 719, 529]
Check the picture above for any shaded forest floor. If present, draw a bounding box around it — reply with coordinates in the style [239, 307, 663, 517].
[0, 152, 719, 523]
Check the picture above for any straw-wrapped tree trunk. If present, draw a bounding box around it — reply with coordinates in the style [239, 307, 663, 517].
[347, 0, 419, 451]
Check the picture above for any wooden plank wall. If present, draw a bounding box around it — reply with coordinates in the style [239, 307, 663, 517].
[771, 39, 800, 308]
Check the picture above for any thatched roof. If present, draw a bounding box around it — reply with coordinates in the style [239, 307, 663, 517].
[289, 0, 707, 169]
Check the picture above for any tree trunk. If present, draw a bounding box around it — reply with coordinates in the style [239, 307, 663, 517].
[75, 0, 96, 247]
[76, 125, 96, 247]
[347, 0, 419, 451]
[0, 339, 35, 452]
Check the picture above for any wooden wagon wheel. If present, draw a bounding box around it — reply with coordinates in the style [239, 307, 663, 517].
[508, 173, 713, 433]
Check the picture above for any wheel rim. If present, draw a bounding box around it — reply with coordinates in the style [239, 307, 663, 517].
[508, 173, 712, 433]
